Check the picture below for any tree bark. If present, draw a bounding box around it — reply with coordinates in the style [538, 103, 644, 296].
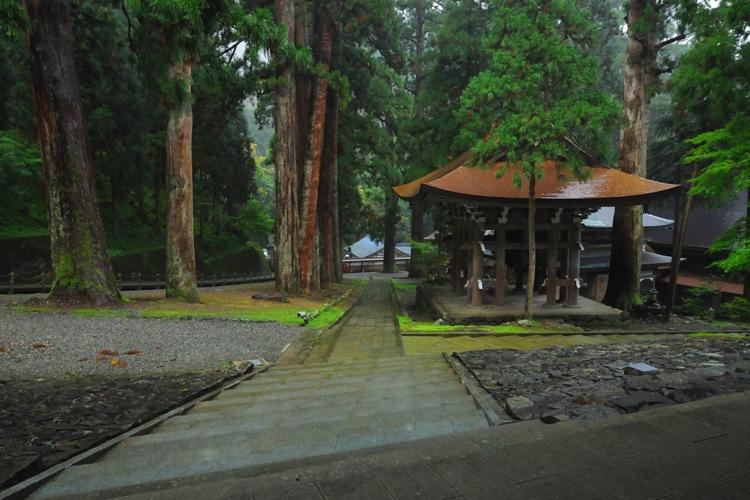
[407, 3, 427, 278]
[274, 0, 300, 292]
[319, 18, 342, 288]
[295, 0, 311, 201]
[408, 204, 426, 277]
[604, 0, 657, 311]
[383, 183, 399, 273]
[333, 205, 343, 282]
[525, 174, 536, 319]
[664, 164, 699, 320]
[25, 0, 121, 304]
[164, 60, 199, 301]
[298, 7, 334, 293]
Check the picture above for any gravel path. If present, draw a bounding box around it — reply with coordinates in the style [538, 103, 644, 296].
[0, 309, 302, 380]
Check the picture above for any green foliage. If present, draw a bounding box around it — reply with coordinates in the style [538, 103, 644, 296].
[409, 240, 449, 281]
[717, 297, 750, 322]
[686, 116, 750, 277]
[336, 1, 413, 244]
[455, 0, 619, 179]
[0, 2, 30, 40]
[236, 198, 274, 240]
[0, 131, 46, 236]
[674, 284, 720, 317]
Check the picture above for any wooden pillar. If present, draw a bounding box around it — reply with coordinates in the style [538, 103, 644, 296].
[566, 223, 582, 307]
[469, 224, 484, 306]
[451, 219, 462, 293]
[546, 226, 558, 306]
[559, 228, 568, 302]
[495, 226, 506, 306]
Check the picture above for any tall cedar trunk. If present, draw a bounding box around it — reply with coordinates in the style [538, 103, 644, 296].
[525, 175, 536, 319]
[664, 163, 699, 319]
[311, 227, 320, 290]
[274, 0, 300, 292]
[604, 0, 657, 311]
[25, 0, 121, 304]
[295, 1, 311, 203]
[298, 8, 334, 293]
[164, 60, 198, 301]
[409, 204, 426, 277]
[318, 56, 340, 287]
[319, 19, 342, 288]
[331, 19, 344, 284]
[407, 4, 427, 278]
[333, 203, 343, 282]
[383, 184, 398, 273]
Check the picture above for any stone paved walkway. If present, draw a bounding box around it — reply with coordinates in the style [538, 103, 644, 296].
[326, 279, 403, 361]
[21, 278, 488, 499]
[14, 278, 750, 500]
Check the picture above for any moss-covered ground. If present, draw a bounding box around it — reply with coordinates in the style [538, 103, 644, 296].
[10, 279, 368, 328]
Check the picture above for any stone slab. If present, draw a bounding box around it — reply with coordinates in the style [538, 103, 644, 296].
[417, 285, 626, 327]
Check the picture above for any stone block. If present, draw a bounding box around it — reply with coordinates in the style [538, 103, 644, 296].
[624, 363, 658, 375]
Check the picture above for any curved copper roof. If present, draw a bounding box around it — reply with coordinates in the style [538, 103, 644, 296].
[394, 156, 679, 207]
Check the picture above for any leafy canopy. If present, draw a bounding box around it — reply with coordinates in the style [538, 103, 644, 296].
[679, 1, 750, 278]
[455, 0, 619, 183]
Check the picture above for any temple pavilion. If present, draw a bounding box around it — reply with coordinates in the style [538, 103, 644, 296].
[393, 149, 679, 309]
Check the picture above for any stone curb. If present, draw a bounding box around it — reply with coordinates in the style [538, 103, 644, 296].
[442, 353, 513, 426]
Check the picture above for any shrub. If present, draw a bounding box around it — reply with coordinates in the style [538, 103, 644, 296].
[674, 285, 720, 317]
[717, 297, 750, 322]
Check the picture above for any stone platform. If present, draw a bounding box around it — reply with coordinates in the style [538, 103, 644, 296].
[417, 285, 627, 328]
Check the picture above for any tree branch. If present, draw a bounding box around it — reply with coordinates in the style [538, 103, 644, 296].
[657, 33, 687, 50]
[120, 0, 138, 58]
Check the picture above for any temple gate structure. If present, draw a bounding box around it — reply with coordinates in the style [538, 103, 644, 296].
[393, 149, 679, 308]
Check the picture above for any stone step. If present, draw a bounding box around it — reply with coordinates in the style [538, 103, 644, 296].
[102, 399, 484, 452]
[208, 369, 459, 403]
[256, 361, 449, 382]
[29, 406, 491, 499]
[27, 417, 560, 500]
[143, 392, 480, 442]
[265, 354, 442, 373]
[155, 385, 474, 439]
[230, 364, 456, 388]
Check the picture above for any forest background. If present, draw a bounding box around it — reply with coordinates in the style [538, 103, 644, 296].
[0, 0, 748, 308]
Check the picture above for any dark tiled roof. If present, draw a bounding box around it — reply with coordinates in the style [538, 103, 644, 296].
[646, 190, 747, 250]
[583, 207, 673, 230]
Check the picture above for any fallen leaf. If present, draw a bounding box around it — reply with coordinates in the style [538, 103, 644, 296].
[77, 358, 88, 362]
[0, 348, 7, 353]
[99, 350, 119, 356]
[124, 350, 141, 355]
[94, 357, 108, 361]
[110, 359, 128, 367]
[98, 393, 105, 397]
[33, 343, 48, 349]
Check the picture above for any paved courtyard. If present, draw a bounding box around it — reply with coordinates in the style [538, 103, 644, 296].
[12, 278, 750, 500]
